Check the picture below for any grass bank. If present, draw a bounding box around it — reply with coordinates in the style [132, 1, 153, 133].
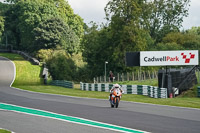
[17, 85, 200, 109]
[1, 53, 200, 109]
[0, 129, 11, 133]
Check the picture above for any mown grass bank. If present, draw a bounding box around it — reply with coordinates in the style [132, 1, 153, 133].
[17, 85, 200, 109]
[1, 53, 200, 109]
[0, 129, 11, 133]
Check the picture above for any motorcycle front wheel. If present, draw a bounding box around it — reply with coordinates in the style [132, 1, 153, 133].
[110, 98, 114, 108]
[115, 97, 119, 108]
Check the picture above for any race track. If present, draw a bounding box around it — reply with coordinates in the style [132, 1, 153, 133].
[0, 56, 200, 133]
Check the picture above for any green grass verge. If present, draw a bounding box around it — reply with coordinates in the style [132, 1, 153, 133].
[0, 129, 11, 133]
[1, 53, 200, 109]
[16, 85, 200, 109]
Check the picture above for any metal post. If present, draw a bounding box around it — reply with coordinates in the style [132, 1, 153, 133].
[167, 74, 172, 98]
[165, 66, 173, 98]
[118, 73, 119, 81]
[139, 66, 141, 81]
[105, 61, 108, 83]
[6, 32, 8, 49]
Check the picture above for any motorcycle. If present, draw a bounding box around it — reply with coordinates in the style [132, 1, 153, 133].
[109, 88, 122, 108]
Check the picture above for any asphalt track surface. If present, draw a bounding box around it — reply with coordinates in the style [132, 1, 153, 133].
[0, 56, 200, 133]
[0, 109, 120, 133]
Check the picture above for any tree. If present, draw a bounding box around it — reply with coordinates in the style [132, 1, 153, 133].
[104, 0, 151, 71]
[155, 42, 183, 51]
[46, 50, 77, 80]
[5, 0, 60, 51]
[33, 17, 79, 54]
[0, 2, 10, 44]
[82, 23, 112, 77]
[53, 0, 84, 39]
[186, 26, 200, 35]
[0, 16, 4, 43]
[146, 0, 190, 42]
[161, 31, 200, 50]
[4, 0, 84, 52]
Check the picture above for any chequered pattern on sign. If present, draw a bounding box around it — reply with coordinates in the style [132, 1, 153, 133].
[181, 53, 195, 63]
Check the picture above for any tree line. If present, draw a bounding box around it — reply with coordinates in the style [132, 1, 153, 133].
[0, 0, 200, 82]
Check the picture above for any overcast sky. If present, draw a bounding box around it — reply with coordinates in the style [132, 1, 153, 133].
[0, 0, 199, 30]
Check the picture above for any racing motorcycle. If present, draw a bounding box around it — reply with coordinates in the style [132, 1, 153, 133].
[109, 88, 122, 108]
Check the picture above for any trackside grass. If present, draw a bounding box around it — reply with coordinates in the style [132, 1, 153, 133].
[0, 129, 11, 133]
[16, 85, 200, 109]
[1, 53, 200, 109]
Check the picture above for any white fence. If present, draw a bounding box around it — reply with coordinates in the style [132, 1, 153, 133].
[80, 82, 168, 98]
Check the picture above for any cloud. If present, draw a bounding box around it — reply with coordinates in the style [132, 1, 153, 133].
[67, 0, 109, 24]
[182, 0, 200, 29]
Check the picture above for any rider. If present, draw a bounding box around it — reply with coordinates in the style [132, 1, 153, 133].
[109, 84, 123, 101]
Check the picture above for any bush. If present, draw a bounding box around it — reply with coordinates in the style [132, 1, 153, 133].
[46, 51, 77, 81]
[36, 49, 53, 62]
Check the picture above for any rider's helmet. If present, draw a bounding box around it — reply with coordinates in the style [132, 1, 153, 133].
[114, 84, 120, 88]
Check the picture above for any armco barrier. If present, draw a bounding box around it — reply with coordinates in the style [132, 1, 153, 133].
[80, 82, 168, 98]
[50, 80, 73, 88]
[12, 50, 40, 65]
[198, 86, 200, 97]
[0, 49, 40, 65]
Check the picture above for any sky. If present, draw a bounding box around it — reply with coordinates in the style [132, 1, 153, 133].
[0, 0, 199, 30]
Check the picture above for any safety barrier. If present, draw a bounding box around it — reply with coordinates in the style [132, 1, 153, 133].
[11, 50, 40, 65]
[50, 80, 73, 88]
[0, 49, 40, 65]
[198, 86, 200, 97]
[80, 82, 168, 98]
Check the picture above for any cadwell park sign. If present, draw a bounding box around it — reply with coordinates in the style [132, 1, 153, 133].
[140, 50, 199, 66]
[125, 50, 199, 67]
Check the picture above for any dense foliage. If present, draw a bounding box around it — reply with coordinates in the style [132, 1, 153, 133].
[46, 50, 77, 81]
[0, 2, 9, 43]
[1, 0, 200, 82]
[33, 17, 79, 54]
[3, 0, 84, 53]
[0, 16, 4, 42]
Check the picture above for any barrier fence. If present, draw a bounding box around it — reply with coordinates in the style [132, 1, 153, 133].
[80, 82, 168, 98]
[12, 50, 40, 65]
[50, 80, 74, 88]
[0, 49, 40, 65]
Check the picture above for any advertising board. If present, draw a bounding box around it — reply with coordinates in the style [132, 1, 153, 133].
[140, 50, 199, 66]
